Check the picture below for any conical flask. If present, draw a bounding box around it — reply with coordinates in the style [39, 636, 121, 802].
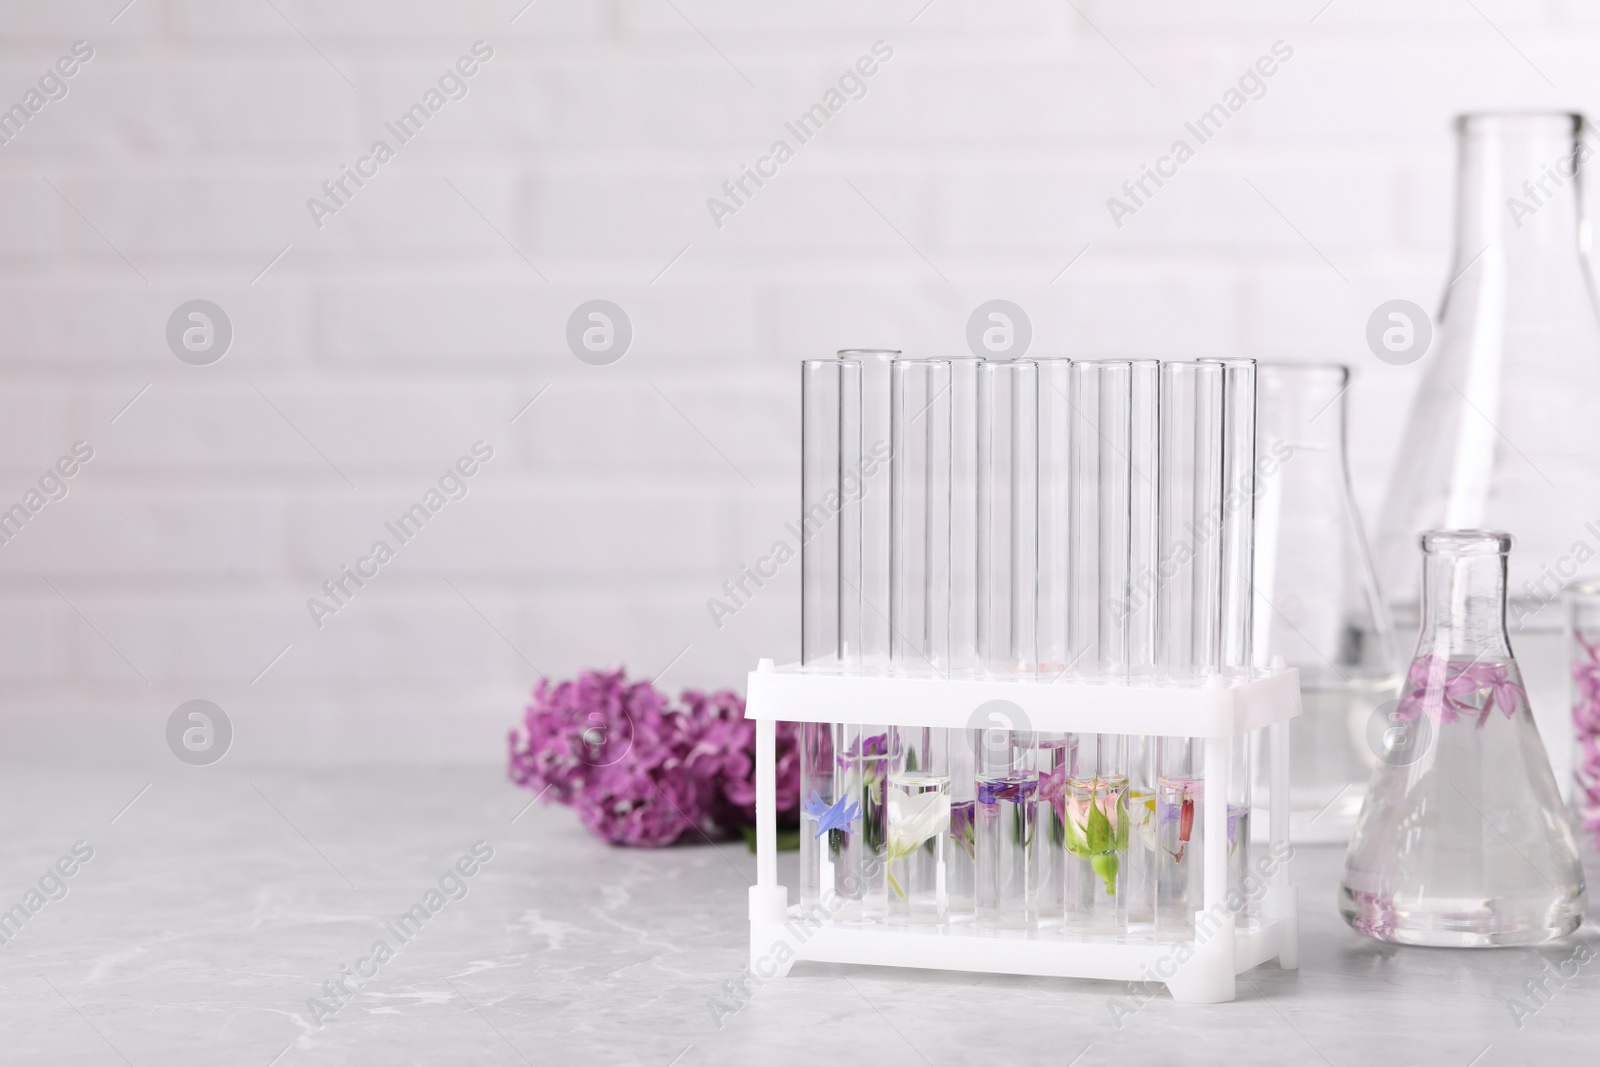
[1340, 530, 1586, 946]
[1251, 363, 1400, 843]
[1373, 114, 1600, 774]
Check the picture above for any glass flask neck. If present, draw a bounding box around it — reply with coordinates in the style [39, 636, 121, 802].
[1451, 113, 1585, 263]
[1416, 530, 1513, 661]
[1258, 363, 1348, 452]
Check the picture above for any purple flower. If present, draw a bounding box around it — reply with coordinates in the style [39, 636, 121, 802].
[507, 668, 799, 848]
[837, 731, 890, 811]
[680, 687, 799, 832]
[838, 732, 889, 769]
[977, 777, 1037, 806]
[1036, 762, 1067, 826]
[949, 800, 976, 860]
[1226, 804, 1246, 847]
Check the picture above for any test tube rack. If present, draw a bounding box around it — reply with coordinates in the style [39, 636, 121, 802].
[744, 659, 1301, 1005]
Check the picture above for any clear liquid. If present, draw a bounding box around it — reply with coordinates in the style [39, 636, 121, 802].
[859, 746, 890, 921]
[800, 810, 822, 910]
[1064, 775, 1129, 932]
[800, 809, 842, 914]
[1125, 787, 1158, 924]
[887, 773, 951, 924]
[815, 738, 872, 922]
[801, 778, 865, 919]
[1152, 774, 1259, 938]
[1033, 741, 1070, 921]
[1227, 803, 1251, 925]
[1341, 658, 1586, 945]
[1155, 776, 1203, 939]
[947, 799, 977, 918]
[976, 772, 1038, 929]
[798, 722, 832, 911]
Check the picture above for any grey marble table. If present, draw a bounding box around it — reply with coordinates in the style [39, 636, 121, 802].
[0, 765, 1594, 1066]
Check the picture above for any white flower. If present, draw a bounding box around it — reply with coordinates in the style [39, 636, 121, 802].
[1132, 791, 1158, 854]
[887, 782, 951, 859]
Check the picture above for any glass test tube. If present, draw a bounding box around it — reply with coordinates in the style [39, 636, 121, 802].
[1155, 361, 1224, 939]
[1125, 359, 1161, 924]
[888, 360, 953, 923]
[837, 348, 897, 920]
[950, 356, 983, 678]
[888, 726, 952, 924]
[1206, 359, 1257, 676]
[946, 356, 982, 918]
[839, 349, 898, 669]
[975, 359, 1040, 929]
[1207, 359, 1257, 919]
[1038, 358, 1074, 680]
[1034, 358, 1073, 922]
[1065, 361, 1134, 933]
[978, 359, 1039, 677]
[800, 359, 862, 914]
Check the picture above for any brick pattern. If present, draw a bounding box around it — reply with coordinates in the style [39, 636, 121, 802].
[0, 0, 1592, 761]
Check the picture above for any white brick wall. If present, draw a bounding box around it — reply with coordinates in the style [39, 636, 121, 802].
[1, 0, 1595, 762]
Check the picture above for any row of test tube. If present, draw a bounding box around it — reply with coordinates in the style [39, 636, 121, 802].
[798, 351, 1258, 937]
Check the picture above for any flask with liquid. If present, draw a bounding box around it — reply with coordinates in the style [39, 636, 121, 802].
[1340, 531, 1585, 946]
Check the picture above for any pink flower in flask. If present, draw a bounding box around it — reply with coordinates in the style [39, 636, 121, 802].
[1341, 531, 1585, 946]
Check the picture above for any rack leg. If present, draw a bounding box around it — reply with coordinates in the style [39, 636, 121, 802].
[1176, 736, 1234, 1002]
[1268, 719, 1298, 970]
[1269, 720, 1289, 878]
[749, 717, 790, 972]
[1202, 736, 1228, 915]
[756, 718, 776, 888]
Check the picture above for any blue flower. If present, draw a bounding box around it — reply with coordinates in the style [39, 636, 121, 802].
[804, 791, 861, 839]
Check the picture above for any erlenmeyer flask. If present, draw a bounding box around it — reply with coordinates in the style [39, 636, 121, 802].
[1340, 531, 1585, 946]
[1373, 113, 1600, 774]
[1252, 364, 1400, 843]
[1375, 114, 1600, 623]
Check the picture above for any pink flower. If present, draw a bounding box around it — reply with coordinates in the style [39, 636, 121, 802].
[1395, 653, 1526, 727]
[1346, 888, 1398, 940]
[1457, 661, 1525, 726]
[1037, 762, 1067, 826]
[507, 668, 799, 847]
[1573, 633, 1600, 851]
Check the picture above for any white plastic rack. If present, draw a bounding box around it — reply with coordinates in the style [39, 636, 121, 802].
[745, 659, 1302, 1004]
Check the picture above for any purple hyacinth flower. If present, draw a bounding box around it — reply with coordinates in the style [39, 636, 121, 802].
[977, 777, 1038, 805]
